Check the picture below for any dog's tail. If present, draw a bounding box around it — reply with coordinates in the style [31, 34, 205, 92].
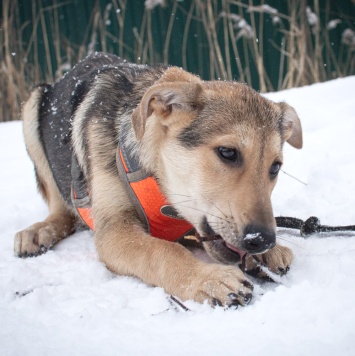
[22, 84, 48, 151]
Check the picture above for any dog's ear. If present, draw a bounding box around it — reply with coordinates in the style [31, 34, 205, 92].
[279, 102, 303, 149]
[157, 66, 202, 84]
[132, 81, 203, 140]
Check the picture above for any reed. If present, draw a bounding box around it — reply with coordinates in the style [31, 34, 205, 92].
[1, 0, 354, 122]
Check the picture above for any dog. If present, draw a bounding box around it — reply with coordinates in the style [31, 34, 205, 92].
[15, 52, 302, 307]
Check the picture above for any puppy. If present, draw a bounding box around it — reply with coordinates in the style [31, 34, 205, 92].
[15, 52, 302, 307]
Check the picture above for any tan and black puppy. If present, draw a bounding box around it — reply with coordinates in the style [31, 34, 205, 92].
[15, 52, 302, 307]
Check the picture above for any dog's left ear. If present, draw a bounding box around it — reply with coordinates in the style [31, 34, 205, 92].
[132, 81, 203, 140]
[279, 102, 303, 149]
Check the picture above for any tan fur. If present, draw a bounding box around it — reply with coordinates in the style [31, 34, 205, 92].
[71, 86, 99, 178]
[133, 77, 300, 256]
[15, 88, 76, 256]
[16, 64, 302, 305]
[86, 119, 253, 305]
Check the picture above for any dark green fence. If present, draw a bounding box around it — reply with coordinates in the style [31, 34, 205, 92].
[1, 0, 354, 121]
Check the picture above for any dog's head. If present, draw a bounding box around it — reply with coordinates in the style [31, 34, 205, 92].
[132, 67, 302, 264]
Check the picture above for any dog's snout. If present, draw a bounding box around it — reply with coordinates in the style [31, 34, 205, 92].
[242, 225, 276, 254]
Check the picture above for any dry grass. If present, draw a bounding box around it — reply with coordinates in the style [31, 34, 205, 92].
[1, 0, 354, 121]
[1, 0, 29, 121]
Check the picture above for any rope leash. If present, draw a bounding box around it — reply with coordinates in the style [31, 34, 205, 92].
[275, 216, 355, 236]
[165, 216, 355, 312]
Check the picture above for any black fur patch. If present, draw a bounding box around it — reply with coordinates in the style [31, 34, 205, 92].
[177, 109, 229, 149]
[201, 216, 217, 237]
[38, 54, 124, 204]
[178, 118, 207, 148]
[36, 52, 168, 205]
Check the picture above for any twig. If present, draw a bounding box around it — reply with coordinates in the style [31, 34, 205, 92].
[281, 170, 307, 186]
[169, 295, 191, 312]
[163, 0, 178, 64]
[182, 1, 195, 70]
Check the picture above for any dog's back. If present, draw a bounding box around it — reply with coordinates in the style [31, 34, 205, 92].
[25, 53, 168, 204]
[24, 53, 124, 204]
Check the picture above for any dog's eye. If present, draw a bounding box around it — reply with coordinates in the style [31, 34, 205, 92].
[270, 161, 281, 178]
[217, 147, 239, 163]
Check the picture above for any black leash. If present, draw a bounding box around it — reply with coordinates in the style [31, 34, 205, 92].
[276, 216, 355, 237]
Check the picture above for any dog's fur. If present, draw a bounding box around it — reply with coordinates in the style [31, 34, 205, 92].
[15, 53, 302, 306]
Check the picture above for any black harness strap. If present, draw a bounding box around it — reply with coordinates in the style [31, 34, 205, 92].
[116, 147, 150, 233]
[71, 155, 89, 202]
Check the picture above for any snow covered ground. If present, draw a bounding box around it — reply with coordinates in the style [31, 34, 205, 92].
[1, 76, 355, 356]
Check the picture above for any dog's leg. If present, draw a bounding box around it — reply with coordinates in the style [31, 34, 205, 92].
[91, 169, 253, 306]
[14, 210, 76, 257]
[14, 88, 76, 257]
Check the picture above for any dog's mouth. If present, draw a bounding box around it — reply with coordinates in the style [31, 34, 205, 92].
[199, 216, 247, 257]
[196, 232, 247, 259]
[224, 241, 248, 258]
[198, 216, 276, 258]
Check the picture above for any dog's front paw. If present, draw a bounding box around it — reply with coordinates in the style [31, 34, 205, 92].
[243, 243, 294, 280]
[185, 264, 253, 307]
[14, 222, 58, 257]
[258, 244, 294, 275]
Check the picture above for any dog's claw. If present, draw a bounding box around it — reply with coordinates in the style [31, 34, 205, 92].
[18, 245, 48, 258]
[40, 245, 48, 254]
[212, 295, 240, 309]
[228, 291, 252, 306]
[242, 292, 253, 305]
[230, 291, 253, 305]
[212, 298, 223, 307]
[242, 279, 254, 291]
[228, 301, 239, 310]
[278, 266, 290, 276]
[227, 293, 240, 309]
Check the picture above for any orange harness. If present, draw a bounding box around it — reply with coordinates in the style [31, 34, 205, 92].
[72, 143, 194, 242]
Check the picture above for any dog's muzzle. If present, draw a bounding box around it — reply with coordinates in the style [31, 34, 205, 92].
[241, 224, 276, 254]
[199, 217, 275, 256]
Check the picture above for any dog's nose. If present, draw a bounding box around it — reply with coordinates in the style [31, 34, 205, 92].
[242, 225, 276, 254]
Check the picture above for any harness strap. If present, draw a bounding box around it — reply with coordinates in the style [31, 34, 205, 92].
[71, 154, 94, 229]
[116, 147, 194, 241]
[71, 144, 194, 241]
[115, 148, 150, 232]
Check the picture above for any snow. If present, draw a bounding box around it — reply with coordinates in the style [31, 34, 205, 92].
[1, 76, 355, 355]
[244, 233, 261, 240]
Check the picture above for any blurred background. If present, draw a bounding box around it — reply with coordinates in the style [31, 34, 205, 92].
[1, 0, 354, 122]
